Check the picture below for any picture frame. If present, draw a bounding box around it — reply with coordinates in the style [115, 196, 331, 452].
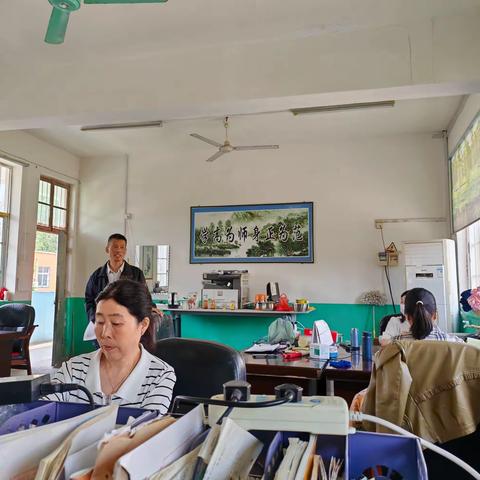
[141, 245, 154, 279]
[190, 202, 314, 263]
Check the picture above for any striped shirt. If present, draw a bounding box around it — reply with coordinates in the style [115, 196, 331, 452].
[394, 325, 464, 343]
[42, 345, 176, 415]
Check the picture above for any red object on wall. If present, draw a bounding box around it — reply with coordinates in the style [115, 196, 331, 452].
[0, 288, 8, 300]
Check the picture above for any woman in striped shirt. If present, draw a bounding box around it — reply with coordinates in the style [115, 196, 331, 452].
[44, 279, 176, 414]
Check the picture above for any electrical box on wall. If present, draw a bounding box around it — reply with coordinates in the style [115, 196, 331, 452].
[378, 242, 399, 267]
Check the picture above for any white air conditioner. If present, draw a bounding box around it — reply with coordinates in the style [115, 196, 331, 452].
[404, 239, 458, 333]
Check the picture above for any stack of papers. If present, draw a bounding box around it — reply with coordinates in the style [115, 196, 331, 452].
[149, 417, 263, 480]
[0, 405, 117, 480]
[245, 343, 282, 353]
[35, 405, 118, 480]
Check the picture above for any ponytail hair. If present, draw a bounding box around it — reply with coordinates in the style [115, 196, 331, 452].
[96, 279, 156, 352]
[404, 288, 437, 339]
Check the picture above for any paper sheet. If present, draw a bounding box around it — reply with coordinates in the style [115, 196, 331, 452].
[114, 405, 205, 480]
[148, 444, 202, 480]
[203, 418, 263, 480]
[91, 416, 176, 479]
[245, 343, 281, 353]
[83, 322, 96, 341]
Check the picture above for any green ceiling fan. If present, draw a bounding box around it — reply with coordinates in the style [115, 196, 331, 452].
[45, 0, 168, 45]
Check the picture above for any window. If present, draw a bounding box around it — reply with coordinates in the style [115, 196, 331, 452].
[457, 218, 480, 291]
[0, 163, 12, 287]
[37, 177, 69, 233]
[156, 245, 170, 288]
[450, 112, 480, 232]
[37, 266, 50, 288]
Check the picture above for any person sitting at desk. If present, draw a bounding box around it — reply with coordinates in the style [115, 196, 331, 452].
[379, 290, 410, 346]
[394, 287, 463, 343]
[44, 279, 176, 414]
[350, 287, 463, 414]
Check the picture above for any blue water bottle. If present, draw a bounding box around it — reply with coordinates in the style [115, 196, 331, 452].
[350, 327, 360, 351]
[362, 331, 372, 361]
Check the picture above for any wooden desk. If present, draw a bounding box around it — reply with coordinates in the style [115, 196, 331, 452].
[323, 352, 372, 404]
[0, 332, 22, 377]
[244, 349, 372, 404]
[243, 353, 328, 396]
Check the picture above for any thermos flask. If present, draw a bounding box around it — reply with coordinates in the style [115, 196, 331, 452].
[350, 327, 360, 350]
[362, 331, 372, 361]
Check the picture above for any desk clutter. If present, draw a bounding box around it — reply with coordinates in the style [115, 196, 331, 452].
[246, 319, 375, 365]
[0, 387, 429, 480]
[166, 270, 315, 313]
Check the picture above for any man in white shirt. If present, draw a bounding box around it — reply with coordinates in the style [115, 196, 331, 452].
[85, 233, 146, 326]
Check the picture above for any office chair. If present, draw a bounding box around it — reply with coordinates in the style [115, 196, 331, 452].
[362, 340, 480, 479]
[0, 304, 36, 375]
[154, 338, 246, 411]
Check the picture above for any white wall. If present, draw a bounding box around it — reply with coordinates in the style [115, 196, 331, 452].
[0, 131, 80, 300]
[1, 9, 480, 129]
[75, 133, 448, 303]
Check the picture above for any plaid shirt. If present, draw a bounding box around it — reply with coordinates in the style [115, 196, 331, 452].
[394, 324, 464, 343]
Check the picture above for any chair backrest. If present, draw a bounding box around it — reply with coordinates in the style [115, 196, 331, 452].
[363, 340, 480, 477]
[154, 313, 175, 341]
[0, 303, 35, 331]
[154, 338, 246, 403]
[0, 304, 35, 353]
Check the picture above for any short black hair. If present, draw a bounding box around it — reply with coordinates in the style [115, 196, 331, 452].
[400, 290, 410, 298]
[107, 233, 127, 245]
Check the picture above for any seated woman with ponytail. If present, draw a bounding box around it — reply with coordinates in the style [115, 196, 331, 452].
[43, 279, 176, 414]
[394, 287, 463, 342]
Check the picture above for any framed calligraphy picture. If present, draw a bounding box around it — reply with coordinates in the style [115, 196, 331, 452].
[141, 245, 154, 279]
[190, 202, 314, 263]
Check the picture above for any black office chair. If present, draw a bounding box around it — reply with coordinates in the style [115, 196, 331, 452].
[154, 338, 246, 412]
[0, 304, 36, 374]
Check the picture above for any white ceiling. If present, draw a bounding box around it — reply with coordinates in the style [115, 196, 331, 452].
[2, 0, 480, 63]
[26, 95, 463, 158]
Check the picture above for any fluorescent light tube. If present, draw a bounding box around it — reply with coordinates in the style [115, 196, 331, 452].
[81, 120, 163, 131]
[290, 100, 395, 116]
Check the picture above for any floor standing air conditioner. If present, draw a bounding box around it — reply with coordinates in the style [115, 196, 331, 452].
[404, 239, 458, 333]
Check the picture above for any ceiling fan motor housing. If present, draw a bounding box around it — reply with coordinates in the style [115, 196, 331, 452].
[49, 0, 81, 11]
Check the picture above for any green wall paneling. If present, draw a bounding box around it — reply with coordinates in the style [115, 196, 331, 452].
[179, 303, 399, 350]
[63, 299, 402, 353]
[65, 297, 95, 357]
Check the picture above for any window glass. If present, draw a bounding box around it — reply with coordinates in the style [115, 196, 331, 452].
[53, 185, 67, 208]
[37, 177, 69, 233]
[37, 266, 50, 288]
[38, 180, 51, 204]
[0, 163, 12, 287]
[52, 208, 67, 229]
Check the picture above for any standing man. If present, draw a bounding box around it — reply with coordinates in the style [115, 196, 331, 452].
[85, 233, 145, 326]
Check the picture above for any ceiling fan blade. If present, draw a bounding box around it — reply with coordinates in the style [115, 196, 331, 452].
[190, 134, 223, 148]
[44, 7, 70, 44]
[233, 145, 280, 151]
[84, 1, 167, 3]
[206, 151, 226, 163]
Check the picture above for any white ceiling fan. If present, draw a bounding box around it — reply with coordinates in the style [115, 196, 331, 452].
[190, 117, 279, 162]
